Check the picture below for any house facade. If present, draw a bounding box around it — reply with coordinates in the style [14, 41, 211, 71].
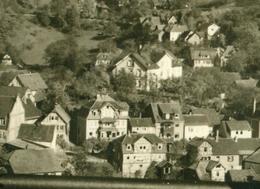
[207, 23, 220, 40]
[184, 115, 212, 141]
[185, 32, 204, 46]
[41, 104, 71, 143]
[129, 118, 156, 134]
[170, 25, 188, 42]
[86, 94, 129, 140]
[112, 53, 148, 90]
[143, 102, 184, 141]
[190, 48, 217, 68]
[109, 134, 167, 178]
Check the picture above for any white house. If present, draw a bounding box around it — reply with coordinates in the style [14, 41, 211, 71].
[184, 115, 212, 141]
[168, 15, 177, 25]
[147, 51, 183, 90]
[170, 25, 188, 42]
[225, 120, 252, 139]
[1, 54, 12, 65]
[207, 23, 220, 40]
[41, 104, 71, 143]
[110, 134, 167, 178]
[86, 94, 129, 140]
[190, 48, 217, 68]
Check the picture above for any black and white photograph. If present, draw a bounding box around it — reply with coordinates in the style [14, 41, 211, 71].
[0, 0, 260, 189]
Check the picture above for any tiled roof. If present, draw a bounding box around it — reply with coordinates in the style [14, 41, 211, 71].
[184, 115, 209, 126]
[235, 78, 258, 89]
[228, 169, 257, 182]
[23, 99, 42, 120]
[16, 73, 48, 91]
[150, 101, 182, 122]
[91, 94, 129, 111]
[18, 124, 55, 143]
[0, 96, 15, 117]
[170, 25, 188, 33]
[6, 149, 64, 174]
[192, 108, 223, 126]
[0, 86, 27, 97]
[225, 120, 252, 131]
[122, 134, 165, 145]
[53, 104, 71, 123]
[6, 139, 47, 150]
[245, 147, 260, 163]
[129, 118, 154, 127]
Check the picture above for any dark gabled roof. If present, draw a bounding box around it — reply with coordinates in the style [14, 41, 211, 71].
[23, 99, 42, 120]
[189, 138, 240, 155]
[184, 115, 209, 126]
[52, 104, 71, 123]
[190, 48, 217, 60]
[0, 86, 27, 97]
[235, 78, 258, 89]
[235, 139, 260, 153]
[129, 118, 154, 127]
[6, 149, 64, 174]
[16, 73, 48, 91]
[122, 134, 165, 145]
[245, 147, 260, 163]
[91, 94, 129, 111]
[192, 108, 223, 126]
[18, 124, 55, 143]
[225, 120, 251, 131]
[0, 96, 15, 117]
[206, 160, 220, 172]
[228, 169, 257, 182]
[156, 160, 173, 168]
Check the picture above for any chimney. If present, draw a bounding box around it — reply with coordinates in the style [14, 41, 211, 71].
[253, 96, 257, 115]
[215, 130, 219, 142]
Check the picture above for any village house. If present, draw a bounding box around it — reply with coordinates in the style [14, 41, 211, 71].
[188, 160, 226, 182]
[224, 120, 252, 139]
[108, 133, 167, 178]
[111, 52, 149, 90]
[1, 54, 13, 66]
[9, 72, 48, 104]
[85, 94, 129, 140]
[227, 169, 258, 182]
[0, 94, 42, 143]
[169, 25, 188, 42]
[168, 15, 177, 25]
[143, 101, 184, 140]
[188, 137, 242, 172]
[129, 118, 156, 135]
[156, 160, 174, 179]
[207, 23, 220, 40]
[95, 52, 113, 66]
[184, 31, 204, 46]
[0, 149, 64, 175]
[112, 51, 183, 91]
[184, 114, 212, 141]
[190, 48, 217, 68]
[40, 104, 71, 143]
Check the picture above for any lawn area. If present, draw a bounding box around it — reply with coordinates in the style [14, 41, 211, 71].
[75, 30, 102, 51]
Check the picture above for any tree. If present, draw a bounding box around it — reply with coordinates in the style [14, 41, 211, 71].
[36, 5, 50, 27]
[144, 161, 159, 179]
[65, 5, 80, 30]
[225, 51, 247, 73]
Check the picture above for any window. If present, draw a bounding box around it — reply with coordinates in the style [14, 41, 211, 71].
[240, 131, 243, 134]
[158, 144, 162, 150]
[55, 116, 59, 121]
[127, 59, 134, 67]
[143, 146, 146, 150]
[127, 156, 130, 160]
[127, 145, 131, 150]
[57, 126, 59, 130]
[0, 118, 5, 125]
[92, 111, 96, 116]
[175, 124, 179, 127]
[204, 147, 208, 152]
[112, 133, 116, 137]
[107, 105, 109, 109]
[228, 156, 234, 162]
[216, 172, 219, 177]
[140, 165, 143, 168]
[236, 131, 239, 134]
[140, 146, 143, 150]
[117, 132, 120, 136]
[216, 156, 220, 159]
[175, 114, 179, 119]
[175, 134, 179, 139]
[89, 132, 93, 136]
[60, 126, 64, 130]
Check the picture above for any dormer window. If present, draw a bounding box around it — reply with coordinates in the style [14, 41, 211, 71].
[127, 144, 131, 150]
[92, 111, 96, 116]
